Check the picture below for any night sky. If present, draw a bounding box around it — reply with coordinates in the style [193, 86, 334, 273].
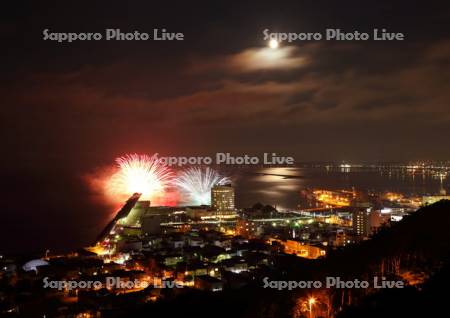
[1, 1, 449, 253]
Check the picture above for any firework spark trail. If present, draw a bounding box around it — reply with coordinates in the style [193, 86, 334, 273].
[107, 154, 173, 200]
[175, 167, 230, 205]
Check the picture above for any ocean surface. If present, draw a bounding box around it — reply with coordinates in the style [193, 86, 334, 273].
[231, 166, 448, 210]
[3, 165, 448, 254]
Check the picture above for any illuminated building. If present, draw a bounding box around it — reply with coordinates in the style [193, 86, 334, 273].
[95, 193, 142, 247]
[186, 207, 210, 220]
[211, 185, 235, 211]
[120, 200, 150, 226]
[352, 209, 369, 237]
[335, 229, 347, 247]
[353, 209, 389, 238]
[116, 200, 151, 237]
[185, 206, 238, 221]
[268, 239, 326, 259]
[236, 219, 263, 238]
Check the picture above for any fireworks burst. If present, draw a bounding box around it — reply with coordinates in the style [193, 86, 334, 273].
[175, 167, 230, 205]
[107, 154, 173, 201]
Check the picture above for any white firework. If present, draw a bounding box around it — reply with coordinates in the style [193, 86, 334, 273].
[175, 167, 230, 205]
[108, 153, 173, 200]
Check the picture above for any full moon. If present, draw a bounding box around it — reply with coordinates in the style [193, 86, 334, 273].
[269, 39, 279, 49]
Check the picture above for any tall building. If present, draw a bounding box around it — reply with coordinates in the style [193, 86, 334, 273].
[352, 209, 369, 237]
[352, 208, 389, 238]
[211, 185, 235, 211]
[236, 218, 262, 238]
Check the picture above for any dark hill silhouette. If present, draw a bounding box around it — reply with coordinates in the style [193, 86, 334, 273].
[326, 199, 450, 277]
